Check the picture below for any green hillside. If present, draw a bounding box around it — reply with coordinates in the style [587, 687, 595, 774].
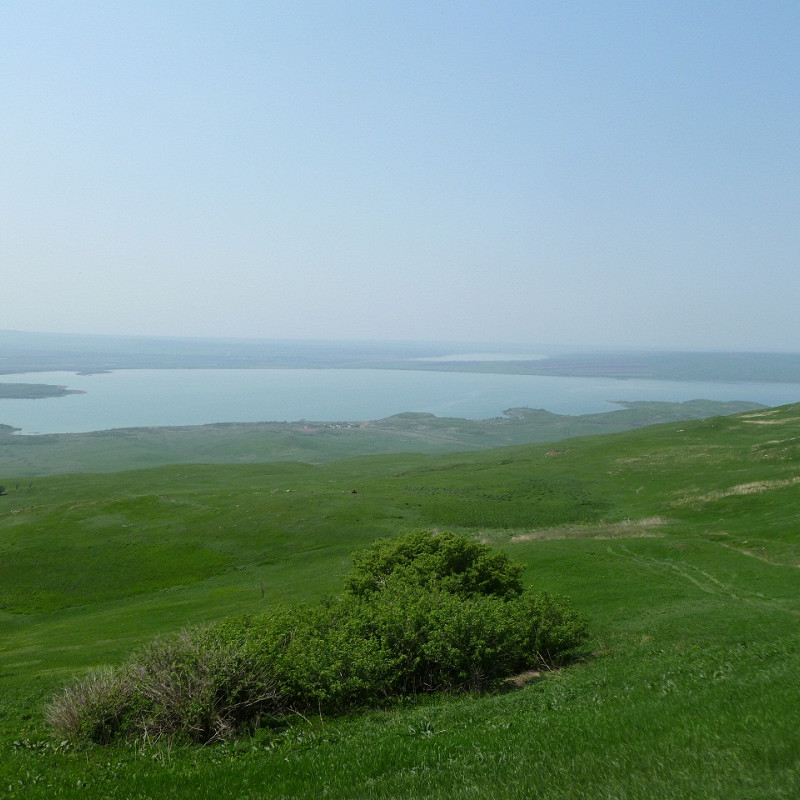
[1, 404, 799, 798]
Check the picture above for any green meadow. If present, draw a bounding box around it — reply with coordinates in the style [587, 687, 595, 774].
[1, 404, 799, 798]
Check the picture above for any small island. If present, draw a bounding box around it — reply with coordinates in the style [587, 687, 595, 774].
[0, 382, 84, 400]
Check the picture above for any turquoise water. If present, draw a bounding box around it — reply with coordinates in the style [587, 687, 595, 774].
[1, 368, 799, 434]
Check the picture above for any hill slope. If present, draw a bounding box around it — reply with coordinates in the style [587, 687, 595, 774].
[1, 404, 799, 798]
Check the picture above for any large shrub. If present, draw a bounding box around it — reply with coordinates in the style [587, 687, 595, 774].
[48, 530, 587, 745]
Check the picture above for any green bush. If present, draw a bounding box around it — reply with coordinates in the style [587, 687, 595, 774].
[259, 599, 398, 711]
[509, 590, 589, 668]
[344, 529, 524, 599]
[359, 578, 517, 694]
[48, 531, 587, 744]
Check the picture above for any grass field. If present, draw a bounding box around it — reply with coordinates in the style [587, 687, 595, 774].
[1, 404, 799, 798]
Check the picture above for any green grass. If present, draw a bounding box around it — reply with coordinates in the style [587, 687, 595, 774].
[1, 404, 799, 797]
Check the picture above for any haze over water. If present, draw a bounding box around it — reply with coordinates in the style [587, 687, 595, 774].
[2, 369, 799, 435]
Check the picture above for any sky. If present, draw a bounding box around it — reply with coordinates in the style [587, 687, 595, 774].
[1, 1, 798, 350]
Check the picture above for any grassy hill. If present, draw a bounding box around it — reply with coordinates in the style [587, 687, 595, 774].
[1, 404, 799, 798]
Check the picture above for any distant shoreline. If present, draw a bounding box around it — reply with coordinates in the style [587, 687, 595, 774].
[4, 353, 800, 385]
[2, 331, 800, 384]
[0, 399, 768, 477]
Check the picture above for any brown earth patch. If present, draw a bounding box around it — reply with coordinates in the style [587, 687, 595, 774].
[502, 669, 543, 690]
[672, 476, 800, 506]
[509, 516, 668, 543]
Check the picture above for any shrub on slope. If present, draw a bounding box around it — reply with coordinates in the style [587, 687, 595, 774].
[47, 618, 283, 744]
[344, 528, 525, 599]
[48, 531, 587, 745]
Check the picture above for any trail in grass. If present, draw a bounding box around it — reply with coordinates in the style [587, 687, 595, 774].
[607, 544, 800, 616]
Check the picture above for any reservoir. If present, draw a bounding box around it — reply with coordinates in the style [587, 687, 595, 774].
[1, 368, 799, 435]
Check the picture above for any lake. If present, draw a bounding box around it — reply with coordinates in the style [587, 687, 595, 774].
[1, 368, 799, 435]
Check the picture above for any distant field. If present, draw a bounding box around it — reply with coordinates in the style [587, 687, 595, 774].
[0, 399, 762, 475]
[1, 403, 799, 798]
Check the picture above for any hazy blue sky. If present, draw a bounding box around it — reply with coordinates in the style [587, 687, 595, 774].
[2, 2, 798, 349]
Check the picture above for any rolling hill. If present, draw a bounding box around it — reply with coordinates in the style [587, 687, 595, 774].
[1, 403, 798, 798]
